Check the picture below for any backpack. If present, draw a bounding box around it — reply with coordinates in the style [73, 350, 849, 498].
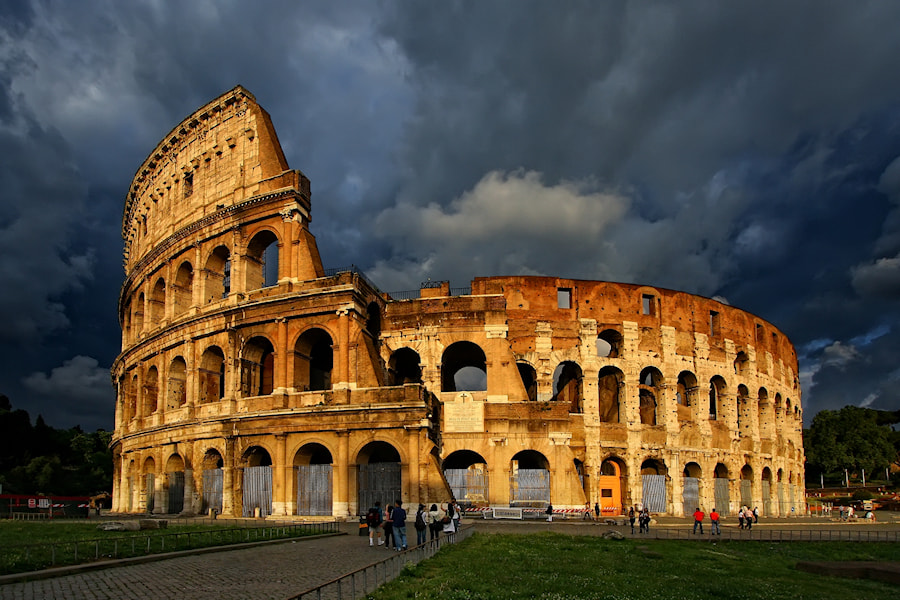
[447, 503, 455, 518]
[415, 509, 426, 531]
[366, 507, 380, 526]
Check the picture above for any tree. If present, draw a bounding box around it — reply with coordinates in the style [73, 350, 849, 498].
[804, 406, 896, 478]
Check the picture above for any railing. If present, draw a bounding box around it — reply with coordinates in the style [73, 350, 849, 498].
[1, 521, 338, 575]
[286, 525, 474, 600]
[321, 265, 383, 295]
[631, 527, 900, 543]
[450, 287, 471, 296]
[386, 289, 420, 300]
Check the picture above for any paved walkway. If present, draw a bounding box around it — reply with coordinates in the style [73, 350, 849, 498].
[2, 516, 898, 600]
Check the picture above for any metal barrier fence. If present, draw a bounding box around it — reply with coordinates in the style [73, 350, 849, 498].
[1, 521, 338, 575]
[634, 527, 900, 543]
[286, 526, 474, 600]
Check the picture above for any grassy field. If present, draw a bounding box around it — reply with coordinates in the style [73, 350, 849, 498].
[0, 519, 319, 574]
[368, 532, 900, 600]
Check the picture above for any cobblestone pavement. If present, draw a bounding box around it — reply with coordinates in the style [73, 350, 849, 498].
[0, 525, 395, 600]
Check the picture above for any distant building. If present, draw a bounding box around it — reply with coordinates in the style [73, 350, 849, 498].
[111, 86, 805, 518]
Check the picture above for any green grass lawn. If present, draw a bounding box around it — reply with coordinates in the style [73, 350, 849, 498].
[0, 520, 316, 574]
[368, 532, 900, 600]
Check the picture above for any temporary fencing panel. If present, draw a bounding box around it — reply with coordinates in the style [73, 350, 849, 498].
[144, 473, 155, 512]
[641, 474, 666, 513]
[444, 467, 489, 504]
[357, 463, 401, 515]
[714, 478, 730, 515]
[242, 465, 272, 517]
[789, 484, 796, 514]
[167, 471, 185, 514]
[761, 480, 771, 516]
[297, 464, 333, 516]
[509, 469, 550, 506]
[202, 468, 223, 515]
[777, 482, 786, 516]
[740, 479, 752, 508]
[682, 477, 700, 515]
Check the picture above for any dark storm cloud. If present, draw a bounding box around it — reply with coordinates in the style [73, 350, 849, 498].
[3, 0, 900, 428]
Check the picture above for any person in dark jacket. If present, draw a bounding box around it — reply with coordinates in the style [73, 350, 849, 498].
[392, 500, 408, 551]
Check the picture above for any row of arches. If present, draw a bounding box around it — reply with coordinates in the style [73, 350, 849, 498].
[123, 230, 280, 342]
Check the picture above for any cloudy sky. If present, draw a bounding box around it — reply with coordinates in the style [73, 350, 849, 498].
[2, 0, 900, 431]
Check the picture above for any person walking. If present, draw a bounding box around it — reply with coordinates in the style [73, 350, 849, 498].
[450, 498, 462, 531]
[692, 507, 705, 534]
[594, 502, 601, 520]
[753, 506, 759, 524]
[738, 506, 745, 530]
[583, 502, 593, 520]
[383, 504, 395, 549]
[546, 503, 554, 522]
[709, 508, 721, 535]
[744, 506, 753, 530]
[367, 501, 384, 546]
[442, 505, 456, 537]
[628, 506, 636, 533]
[414, 503, 427, 546]
[428, 503, 442, 541]
[639, 508, 650, 533]
[392, 500, 408, 551]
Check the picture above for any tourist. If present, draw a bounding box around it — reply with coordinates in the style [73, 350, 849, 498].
[367, 500, 384, 547]
[428, 503, 442, 541]
[738, 506, 746, 529]
[450, 498, 462, 531]
[692, 507, 705, 534]
[709, 508, 721, 535]
[628, 506, 636, 533]
[383, 504, 395, 549]
[442, 504, 456, 536]
[583, 502, 593, 520]
[392, 500, 408, 551]
[744, 506, 753, 530]
[639, 508, 651, 533]
[414, 503, 428, 546]
[546, 503, 554, 522]
[753, 506, 759, 523]
[594, 502, 601, 520]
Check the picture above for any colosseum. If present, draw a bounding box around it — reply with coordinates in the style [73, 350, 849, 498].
[110, 86, 806, 520]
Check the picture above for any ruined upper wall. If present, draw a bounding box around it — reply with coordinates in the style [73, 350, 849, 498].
[121, 85, 310, 272]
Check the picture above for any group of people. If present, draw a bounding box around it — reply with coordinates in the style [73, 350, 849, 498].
[691, 507, 721, 535]
[737, 506, 758, 529]
[627, 506, 653, 533]
[367, 498, 462, 550]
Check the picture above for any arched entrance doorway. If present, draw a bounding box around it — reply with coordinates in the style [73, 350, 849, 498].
[357, 442, 401, 515]
[682, 462, 702, 515]
[740, 464, 753, 508]
[640, 459, 667, 513]
[443, 450, 488, 505]
[242, 446, 273, 517]
[142, 457, 156, 513]
[201, 449, 224, 516]
[714, 463, 731, 515]
[598, 457, 625, 515]
[509, 450, 550, 506]
[761, 467, 773, 516]
[165, 454, 185, 514]
[295, 443, 333, 516]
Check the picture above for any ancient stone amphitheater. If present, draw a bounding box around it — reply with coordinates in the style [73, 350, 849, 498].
[111, 86, 805, 519]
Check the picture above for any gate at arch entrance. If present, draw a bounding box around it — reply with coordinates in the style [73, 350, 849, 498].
[242, 446, 273, 518]
[297, 465, 333, 515]
[357, 442, 401, 514]
[597, 459, 624, 515]
[443, 450, 489, 505]
[167, 472, 184, 513]
[509, 450, 550, 506]
[640, 460, 667, 513]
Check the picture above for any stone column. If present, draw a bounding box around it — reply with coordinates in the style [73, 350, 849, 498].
[274, 318, 289, 394]
[407, 426, 421, 504]
[335, 308, 351, 388]
[335, 430, 351, 517]
[272, 434, 288, 516]
[222, 438, 236, 517]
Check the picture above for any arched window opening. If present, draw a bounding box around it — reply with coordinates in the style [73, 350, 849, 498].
[441, 341, 487, 392]
[149, 278, 166, 324]
[144, 366, 159, 415]
[245, 230, 280, 290]
[389, 348, 422, 385]
[133, 292, 145, 336]
[122, 299, 132, 341]
[597, 366, 623, 423]
[199, 346, 226, 403]
[517, 362, 537, 401]
[734, 351, 749, 375]
[167, 357, 187, 410]
[173, 262, 193, 317]
[552, 361, 583, 413]
[758, 388, 772, 438]
[596, 329, 623, 358]
[740, 464, 754, 508]
[129, 374, 138, 421]
[204, 246, 231, 302]
[737, 384, 751, 433]
[242, 337, 275, 396]
[294, 329, 333, 391]
[709, 376, 727, 421]
[638, 367, 663, 425]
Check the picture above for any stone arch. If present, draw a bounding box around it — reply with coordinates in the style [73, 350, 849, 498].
[676, 371, 698, 422]
[640, 458, 667, 513]
[638, 367, 663, 425]
[510, 450, 550, 506]
[245, 229, 280, 290]
[200, 448, 224, 516]
[713, 462, 731, 514]
[144, 366, 159, 415]
[740, 464, 754, 508]
[357, 441, 402, 514]
[598, 456, 626, 515]
[682, 461, 702, 515]
[737, 384, 751, 433]
[242, 336, 275, 397]
[199, 346, 226, 403]
[596, 328, 623, 358]
[293, 328, 333, 391]
[388, 347, 422, 386]
[761, 466, 773, 516]
[517, 361, 537, 401]
[204, 245, 231, 302]
[241, 445, 273, 518]
[173, 261, 193, 317]
[129, 373, 138, 421]
[294, 442, 334, 516]
[552, 361, 583, 413]
[166, 357, 187, 410]
[141, 456, 156, 513]
[441, 341, 487, 392]
[133, 292, 145, 335]
[149, 277, 166, 324]
[597, 366, 623, 423]
[709, 376, 727, 421]
[443, 450, 489, 505]
[758, 388, 772, 438]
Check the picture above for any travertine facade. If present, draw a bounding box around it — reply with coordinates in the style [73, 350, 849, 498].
[111, 86, 805, 519]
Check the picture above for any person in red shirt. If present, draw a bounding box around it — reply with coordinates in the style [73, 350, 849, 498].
[709, 508, 721, 535]
[692, 507, 705, 534]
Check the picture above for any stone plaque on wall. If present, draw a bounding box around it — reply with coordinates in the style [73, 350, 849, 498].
[444, 392, 484, 433]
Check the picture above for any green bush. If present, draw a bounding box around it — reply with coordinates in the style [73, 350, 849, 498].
[851, 489, 873, 500]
